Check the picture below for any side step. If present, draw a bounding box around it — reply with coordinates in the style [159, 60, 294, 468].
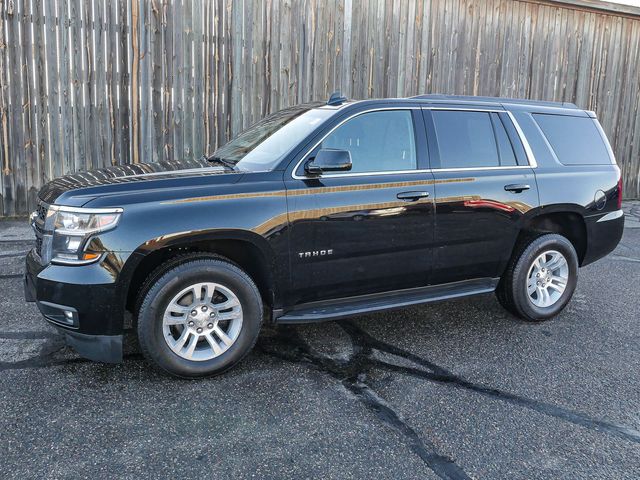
[275, 278, 499, 324]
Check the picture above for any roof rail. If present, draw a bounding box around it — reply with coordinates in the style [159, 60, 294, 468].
[327, 91, 348, 106]
[411, 94, 578, 109]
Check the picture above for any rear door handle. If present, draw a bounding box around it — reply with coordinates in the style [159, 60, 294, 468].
[397, 191, 430, 201]
[504, 184, 530, 193]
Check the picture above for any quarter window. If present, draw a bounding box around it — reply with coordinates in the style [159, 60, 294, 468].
[432, 110, 518, 168]
[533, 114, 612, 165]
[319, 110, 417, 173]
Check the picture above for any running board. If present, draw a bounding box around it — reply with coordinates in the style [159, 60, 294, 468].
[275, 278, 499, 324]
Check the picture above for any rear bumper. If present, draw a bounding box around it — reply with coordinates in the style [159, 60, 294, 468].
[582, 210, 624, 266]
[24, 249, 132, 363]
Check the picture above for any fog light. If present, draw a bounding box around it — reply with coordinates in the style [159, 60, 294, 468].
[37, 301, 79, 328]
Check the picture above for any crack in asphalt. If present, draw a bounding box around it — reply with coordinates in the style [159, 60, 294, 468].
[611, 255, 640, 264]
[257, 320, 640, 479]
[340, 323, 640, 445]
[258, 325, 471, 480]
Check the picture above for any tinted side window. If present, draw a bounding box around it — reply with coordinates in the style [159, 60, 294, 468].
[320, 110, 417, 173]
[432, 111, 500, 168]
[533, 114, 611, 165]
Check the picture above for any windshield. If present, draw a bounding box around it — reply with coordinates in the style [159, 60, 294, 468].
[212, 103, 337, 171]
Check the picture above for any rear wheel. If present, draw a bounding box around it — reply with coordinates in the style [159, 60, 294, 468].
[496, 234, 578, 322]
[137, 256, 263, 378]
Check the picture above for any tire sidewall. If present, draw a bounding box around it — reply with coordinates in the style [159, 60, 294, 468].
[138, 260, 262, 377]
[512, 235, 578, 321]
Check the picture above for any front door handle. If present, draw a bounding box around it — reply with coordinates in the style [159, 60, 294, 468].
[397, 191, 430, 201]
[504, 184, 530, 193]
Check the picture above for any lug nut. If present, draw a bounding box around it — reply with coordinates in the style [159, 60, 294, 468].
[209, 312, 215, 318]
[201, 306, 208, 312]
[207, 323, 213, 329]
[188, 321, 195, 327]
[191, 310, 197, 316]
[196, 327, 203, 333]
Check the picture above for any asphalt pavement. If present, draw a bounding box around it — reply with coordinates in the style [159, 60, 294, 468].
[1, 203, 639, 479]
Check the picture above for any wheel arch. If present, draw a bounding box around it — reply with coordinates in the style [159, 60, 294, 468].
[516, 206, 588, 265]
[123, 229, 281, 317]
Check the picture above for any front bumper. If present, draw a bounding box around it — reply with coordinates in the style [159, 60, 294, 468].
[24, 249, 132, 363]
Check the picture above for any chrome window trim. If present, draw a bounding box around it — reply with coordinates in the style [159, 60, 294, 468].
[291, 107, 421, 180]
[505, 111, 538, 168]
[426, 106, 505, 113]
[432, 165, 533, 173]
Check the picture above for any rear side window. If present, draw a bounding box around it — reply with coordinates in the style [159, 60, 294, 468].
[533, 114, 611, 165]
[431, 111, 518, 168]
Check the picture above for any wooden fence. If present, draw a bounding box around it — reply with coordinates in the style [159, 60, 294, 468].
[1, 0, 639, 216]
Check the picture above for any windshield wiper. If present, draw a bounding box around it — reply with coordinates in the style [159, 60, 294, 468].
[202, 154, 237, 171]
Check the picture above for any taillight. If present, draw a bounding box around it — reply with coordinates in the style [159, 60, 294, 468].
[617, 177, 623, 209]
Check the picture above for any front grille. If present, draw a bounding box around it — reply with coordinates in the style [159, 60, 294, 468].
[34, 199, 49, 257]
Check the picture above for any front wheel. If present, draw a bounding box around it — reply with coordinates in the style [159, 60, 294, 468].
[497, 234, 579, 322]
[137, 256, 263, 378]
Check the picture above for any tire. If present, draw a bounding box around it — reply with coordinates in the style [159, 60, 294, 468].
[137, 255, 263, 378]
[496, 233, 578, 322]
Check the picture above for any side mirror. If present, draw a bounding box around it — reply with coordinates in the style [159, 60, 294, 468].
[305, 149, 352, 175]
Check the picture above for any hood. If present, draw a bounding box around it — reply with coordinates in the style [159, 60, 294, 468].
[38, 158, 238, 205]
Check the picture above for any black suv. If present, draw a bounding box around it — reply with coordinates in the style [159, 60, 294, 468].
[24, 94, 624, 377]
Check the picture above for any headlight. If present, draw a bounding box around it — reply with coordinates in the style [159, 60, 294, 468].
[46, 206, 122, 265]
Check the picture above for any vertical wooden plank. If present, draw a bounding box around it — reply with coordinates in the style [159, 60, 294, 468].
[205, 0, 215, 149]
[150, 0, 163, 162]
[230, 0, 243, 137]
[93, 0, 107, 167]
[139, 0, 151, 163]
[193, 0, 204, 155]
[59, 0, 74, 175]
[7, 0, 27, 214]
[82, 0, 98, 169]
[130, 0, 140, 163]
[70, 0, 86, 172]
[216, 0, 228, 147]
[118, 0, 131, 165]
[173, 0, 184, 159]
[162, 0, 174, 160]
[21, 0, 39, 210]
[41, 2, 63, 177]
[107, 0, 120, 165]
[0, 0, 10, 215]
[341, 0, 352, 98]
[266, 0, 277, 113]
[185, 0, 195, 155]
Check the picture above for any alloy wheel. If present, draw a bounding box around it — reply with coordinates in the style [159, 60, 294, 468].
[161, 282, 243, 361]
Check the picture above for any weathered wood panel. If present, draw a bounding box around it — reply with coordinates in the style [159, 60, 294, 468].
[1, 0, 640, 216]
